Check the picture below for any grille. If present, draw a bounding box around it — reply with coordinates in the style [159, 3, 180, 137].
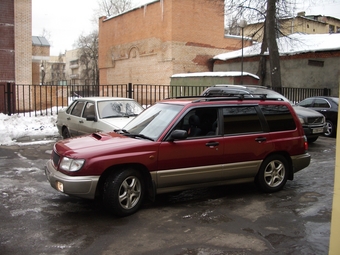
[307, 117, 324, 125]
[52, 150, 60, 167]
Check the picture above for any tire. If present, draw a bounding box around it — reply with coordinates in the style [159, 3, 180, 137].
[256, 155, 289, 193]
[324, 120, 335, 137]
[62, 127, 71, 139]
[103, 168, 144, 217]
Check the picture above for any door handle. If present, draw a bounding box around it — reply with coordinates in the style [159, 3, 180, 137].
[206, 141, 219, 147]
[67, 117, 71, 120]
[255, 137, 266, 143]
[79, 120, 84, 123]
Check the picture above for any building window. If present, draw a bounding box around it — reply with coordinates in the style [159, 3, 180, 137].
[308, 60, 324, 67]
[329, 25, 335, 33]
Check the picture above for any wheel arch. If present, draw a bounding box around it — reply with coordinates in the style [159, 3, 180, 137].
[95, 163, 155, 201]
[259, 151, 294, 180]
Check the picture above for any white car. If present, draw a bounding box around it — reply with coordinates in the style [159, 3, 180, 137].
[56, 97, 144, 139]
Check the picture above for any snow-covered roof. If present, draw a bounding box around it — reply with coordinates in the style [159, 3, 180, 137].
[171, 71, 259, 79]
[214, 33, 340, 61]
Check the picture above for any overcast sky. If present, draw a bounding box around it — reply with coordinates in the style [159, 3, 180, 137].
[32, 0, 340, 56]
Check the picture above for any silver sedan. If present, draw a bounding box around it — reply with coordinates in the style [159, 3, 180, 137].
[56, 97, 144, 139]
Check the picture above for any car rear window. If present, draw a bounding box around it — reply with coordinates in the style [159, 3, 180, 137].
[260, 105, 296, 132]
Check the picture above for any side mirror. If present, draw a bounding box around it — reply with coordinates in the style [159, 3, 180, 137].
[168, 129, 188, 141]
[86, 115, 97, 122]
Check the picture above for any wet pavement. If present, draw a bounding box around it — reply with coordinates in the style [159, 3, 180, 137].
[0, 136, 335, 255]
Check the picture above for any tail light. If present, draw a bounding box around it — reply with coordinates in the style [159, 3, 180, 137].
[304, 135, 308, 152]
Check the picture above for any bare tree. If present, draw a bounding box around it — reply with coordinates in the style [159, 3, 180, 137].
[75, 31, 99, 85]
[97, 0, 133, 17]
[224, 0, 298, 88]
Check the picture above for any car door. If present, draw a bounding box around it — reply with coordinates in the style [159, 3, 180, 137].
[219, 105, 271, 179]
[77, 101, 98, 136]
[156, 107, 225, 189]
[311, 98, 333, 119]
[67, 100, 86, 136]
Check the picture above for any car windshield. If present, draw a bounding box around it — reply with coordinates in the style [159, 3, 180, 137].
[98, 100, 144, 119]
[123, 103, 184, 141]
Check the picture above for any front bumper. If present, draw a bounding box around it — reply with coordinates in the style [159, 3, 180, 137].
[291, 153, 311, 173]
[303, 124, 327, 137]
[45, 160, 99, 199]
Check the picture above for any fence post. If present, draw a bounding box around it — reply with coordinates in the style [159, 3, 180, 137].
[324, 88, 330, 96]
[6, 82, 12, 116]
[127, 83, 133, 98]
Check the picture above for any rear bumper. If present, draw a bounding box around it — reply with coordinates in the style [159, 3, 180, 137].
[291, 153, 311, 173]
[45, 160, 99, 199]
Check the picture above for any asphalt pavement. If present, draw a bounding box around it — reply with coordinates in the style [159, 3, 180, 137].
[0, 136, 336, 255]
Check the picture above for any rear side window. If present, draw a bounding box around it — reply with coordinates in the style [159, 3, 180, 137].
[70, 101, 85, 117]
[223, 106, 263, 135]
[260, 105, 296, 132]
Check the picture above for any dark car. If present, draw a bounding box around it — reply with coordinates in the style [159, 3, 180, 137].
[201, 85, 327, 143]
[46, 95, 310, 217]
[297, 96, 338, 137]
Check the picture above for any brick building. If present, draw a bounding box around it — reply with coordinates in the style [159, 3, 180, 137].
[0, 0, 32, 113]
[0, 0, 32, 85]
[98, 0, 247, 85]
[243, 12, 340, 42]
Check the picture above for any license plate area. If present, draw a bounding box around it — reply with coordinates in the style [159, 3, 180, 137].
[312, 127, 324, 134]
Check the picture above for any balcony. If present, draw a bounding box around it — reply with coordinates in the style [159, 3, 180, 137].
[69, 64, 79, 69]
[70, 74, 79, 79]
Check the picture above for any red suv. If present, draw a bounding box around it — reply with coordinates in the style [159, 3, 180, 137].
[45, 96, 311, 216]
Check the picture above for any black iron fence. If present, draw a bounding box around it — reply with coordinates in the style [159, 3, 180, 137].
[0, 83, 331, 116]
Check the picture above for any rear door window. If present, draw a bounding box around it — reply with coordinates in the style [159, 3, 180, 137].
[222, 106, 263, 135]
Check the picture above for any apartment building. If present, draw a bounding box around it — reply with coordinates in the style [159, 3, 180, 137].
[244, 12, 340, 42]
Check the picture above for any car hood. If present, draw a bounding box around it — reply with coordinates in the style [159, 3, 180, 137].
[292, 105, 324, 117]
[99, 117, 135, 130]
[55, 132, 150, 158]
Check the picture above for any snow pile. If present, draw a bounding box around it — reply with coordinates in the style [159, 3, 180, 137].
[0, 112, 59, 146]
[214, 33, 340, 61]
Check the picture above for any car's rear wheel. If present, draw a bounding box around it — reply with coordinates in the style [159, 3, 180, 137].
[103, 168, 144, 217]
[325, 120, 336, 137]
[62, 127, 71, 139]
[256, 155, 288, 193]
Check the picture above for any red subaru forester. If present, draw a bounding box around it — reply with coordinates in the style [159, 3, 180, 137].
[46, 95, 311, 217]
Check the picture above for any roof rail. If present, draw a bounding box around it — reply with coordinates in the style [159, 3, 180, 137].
[166, 94, 283, 102]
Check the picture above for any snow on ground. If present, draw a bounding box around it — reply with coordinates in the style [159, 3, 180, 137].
[0, 110, 60, 146]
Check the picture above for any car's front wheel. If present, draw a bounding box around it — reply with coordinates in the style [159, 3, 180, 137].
[256, 155, 289, 193]
[62, 127, 71, 139]
[103, 168, 144, 217]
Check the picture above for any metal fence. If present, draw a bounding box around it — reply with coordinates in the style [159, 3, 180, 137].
[0, 83, 331, 116]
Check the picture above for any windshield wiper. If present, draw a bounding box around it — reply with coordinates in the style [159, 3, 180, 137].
[124, 133, 154, 141]
[102, 115, 123, 119]
[114, 129, 129, 134]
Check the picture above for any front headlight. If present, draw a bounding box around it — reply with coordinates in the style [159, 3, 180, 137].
[60, 157, 85, 172]
[298, 117, 305, 124]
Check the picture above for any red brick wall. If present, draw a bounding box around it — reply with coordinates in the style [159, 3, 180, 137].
[98, 0, 243, 85]
[0, 0, 15, 83]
